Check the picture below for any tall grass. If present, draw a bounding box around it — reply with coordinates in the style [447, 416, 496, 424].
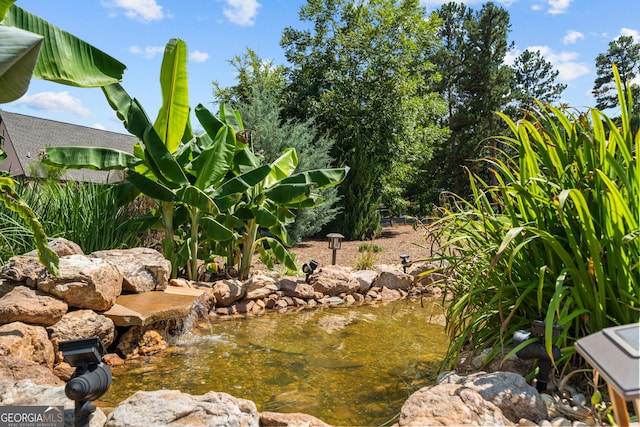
[0, 180, 147, 263]
[431, 66, 639, 372]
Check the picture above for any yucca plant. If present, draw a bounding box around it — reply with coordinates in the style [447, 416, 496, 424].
[433, 65, 639, 373]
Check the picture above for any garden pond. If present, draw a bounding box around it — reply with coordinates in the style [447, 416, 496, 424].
[98, 300, 449, 426]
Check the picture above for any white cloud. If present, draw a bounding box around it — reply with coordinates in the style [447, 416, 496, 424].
[129, 45, 165, 59]
[620, 28, 640, 43]
[101, 0, 164, 22]
[92, 123, 107, 130]
[563, 30, 584, 45]
[189, 50, 209, 63]
[547, 0, 572, 15]
[223, 0, 261, 26]
[527, 45, 589, 81]
[14, 92, 91, 117]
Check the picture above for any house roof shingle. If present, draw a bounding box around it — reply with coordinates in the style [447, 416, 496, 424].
[0, 110, 137, 183]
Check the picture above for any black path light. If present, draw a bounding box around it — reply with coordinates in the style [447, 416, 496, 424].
[326, 233, 344, 265]
[302, 259, 319, 282]
[59, 337, 112, 427]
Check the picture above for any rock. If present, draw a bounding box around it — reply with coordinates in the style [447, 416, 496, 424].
[398, 383, 513, 426]
[0, 356, 63, 385]
[259, 411, 332, 426]
[37, 255, 123, 311]
[0, 379, 106, 426]
[103, 353, 125, 367]
[0, 322, 54, 369]
[117, 327, 166, 358]
[245, 274, 279, 299]
[372, 270, 412, 291]
[212, 279, 245, 306]
[439, 371, 547, 423]
[47, 309, 116, 349]
[280, 278, 316, 299]
[105, 389, 259, 427]
[351, 269, 378, 293]
[0, 256, 46, 288]
[308, 266, 359, 296]
[380, 286, 403, 301]
[25, 237, 84, 257]
[407, 260, 449, 287]
[52, 361, 75, 382]
[91, 247, 171, 293]
[0, 285, 68, 326]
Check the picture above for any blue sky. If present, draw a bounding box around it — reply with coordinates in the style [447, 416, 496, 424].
[3, 0, 640, 133]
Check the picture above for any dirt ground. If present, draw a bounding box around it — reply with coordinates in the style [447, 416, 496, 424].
[280, 223, 436, 271]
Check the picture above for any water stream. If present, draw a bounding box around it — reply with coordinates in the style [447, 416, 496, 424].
[98, 300, 449, 426]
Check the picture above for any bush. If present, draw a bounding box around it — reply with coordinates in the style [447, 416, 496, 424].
[432, 66, 639, 373]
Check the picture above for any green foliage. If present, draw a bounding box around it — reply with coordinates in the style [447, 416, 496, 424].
[358, 243, 383, 253]
[214, 52, 342, 243]
[510, 49, 567, 113]
[593, 35, 640, 110]
[432, 66, 639, 373]
[0, 180, 143, 264]
[282, 0, 447, 237]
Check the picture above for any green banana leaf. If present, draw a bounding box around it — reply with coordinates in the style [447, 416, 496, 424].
[265, 147, 298, 188]
[200, 216, 234, 241]
[213, 165, 271, 198]
[279, 167, 350, 189]
[251, 205, 278, 227]
[176, 185, 218, 214]
[192, 120, 236, 189]
[45, 146, 138, 170]
[142, 125, 189, 186]
[1, 4, 125, 102]
[127, 170, 175, 202]
[257, 237, 297, 271]
[0, 25, 42, 102]
[264, 182, 311, 205]
[195, 104, 225, 145]
[154, 38, 189, 154]
[102, 83, 151, 139]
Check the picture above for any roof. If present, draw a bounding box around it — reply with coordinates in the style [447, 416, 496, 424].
[0, 110, 137, 184]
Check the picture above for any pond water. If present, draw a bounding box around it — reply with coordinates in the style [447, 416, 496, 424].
[98, 300, 449, 426]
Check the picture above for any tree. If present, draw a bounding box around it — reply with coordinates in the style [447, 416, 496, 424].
[213, 49, 342, 243]
[427, 2, 512, 197]
[511, 49, 566, 112]
[593, 35, 640, 110]
[281, 0, 446, 239]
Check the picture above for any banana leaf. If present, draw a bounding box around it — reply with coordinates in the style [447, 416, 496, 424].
[45, 146, 138, 170]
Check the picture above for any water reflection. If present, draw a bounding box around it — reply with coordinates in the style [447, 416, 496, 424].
[99, 300, 448, 426]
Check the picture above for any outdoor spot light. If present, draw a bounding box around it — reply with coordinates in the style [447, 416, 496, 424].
[512, 320, 563, 392]
[302, 259, 319, 283]
[59, 337, 112, 427]
[399, 254, 411, 273]
[326, 233, 344, 265]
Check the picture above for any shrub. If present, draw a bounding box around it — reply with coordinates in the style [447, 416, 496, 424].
[432, 66, 639, 373]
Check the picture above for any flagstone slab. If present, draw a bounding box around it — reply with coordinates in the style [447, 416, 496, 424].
[103, 290, 201, 327]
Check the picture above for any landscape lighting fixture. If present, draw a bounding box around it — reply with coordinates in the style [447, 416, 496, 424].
[59, 336, 112, 427]
[326, 233, 344, 265]
[302, 259, 319, 282]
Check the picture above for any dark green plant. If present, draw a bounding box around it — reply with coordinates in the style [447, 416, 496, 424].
[432, 65, 639, 373]
[358, 243, 383, 253]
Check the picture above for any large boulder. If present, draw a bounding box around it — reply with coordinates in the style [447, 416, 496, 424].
[351, 270, 378, 293]
[308, 266, 359, 296]
[37, 255, 122, 311]
[105, 389, 259, 427]
[117, 327, 167, 359]
[90, 248, 171, 293]
[47, 309, 116, 349]
[212, 279, 245, 307]
[438, 371, 547, 423]
[398, 383, 513, 426]
[0, 356, 63, 385]
[25, 237, 84, 257]
[0, 379, 106, 426]
[372, 270, 412, 291]
[280, 278, 316, 299]
[0, 322, 54, 369]
[0, 285, 68, 326]
[245, 274, 279, 300]
[0, 256, 47, 288]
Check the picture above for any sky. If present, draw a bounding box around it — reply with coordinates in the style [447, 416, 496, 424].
[3, 0, 640, 134]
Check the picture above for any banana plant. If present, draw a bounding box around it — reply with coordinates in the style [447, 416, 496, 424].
[212, 144, 349, 280]
[0, 1, 127, 275]
[44, 39, 247, 279]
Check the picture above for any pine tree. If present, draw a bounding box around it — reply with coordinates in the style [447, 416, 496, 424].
[593, 35, 640, 110]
